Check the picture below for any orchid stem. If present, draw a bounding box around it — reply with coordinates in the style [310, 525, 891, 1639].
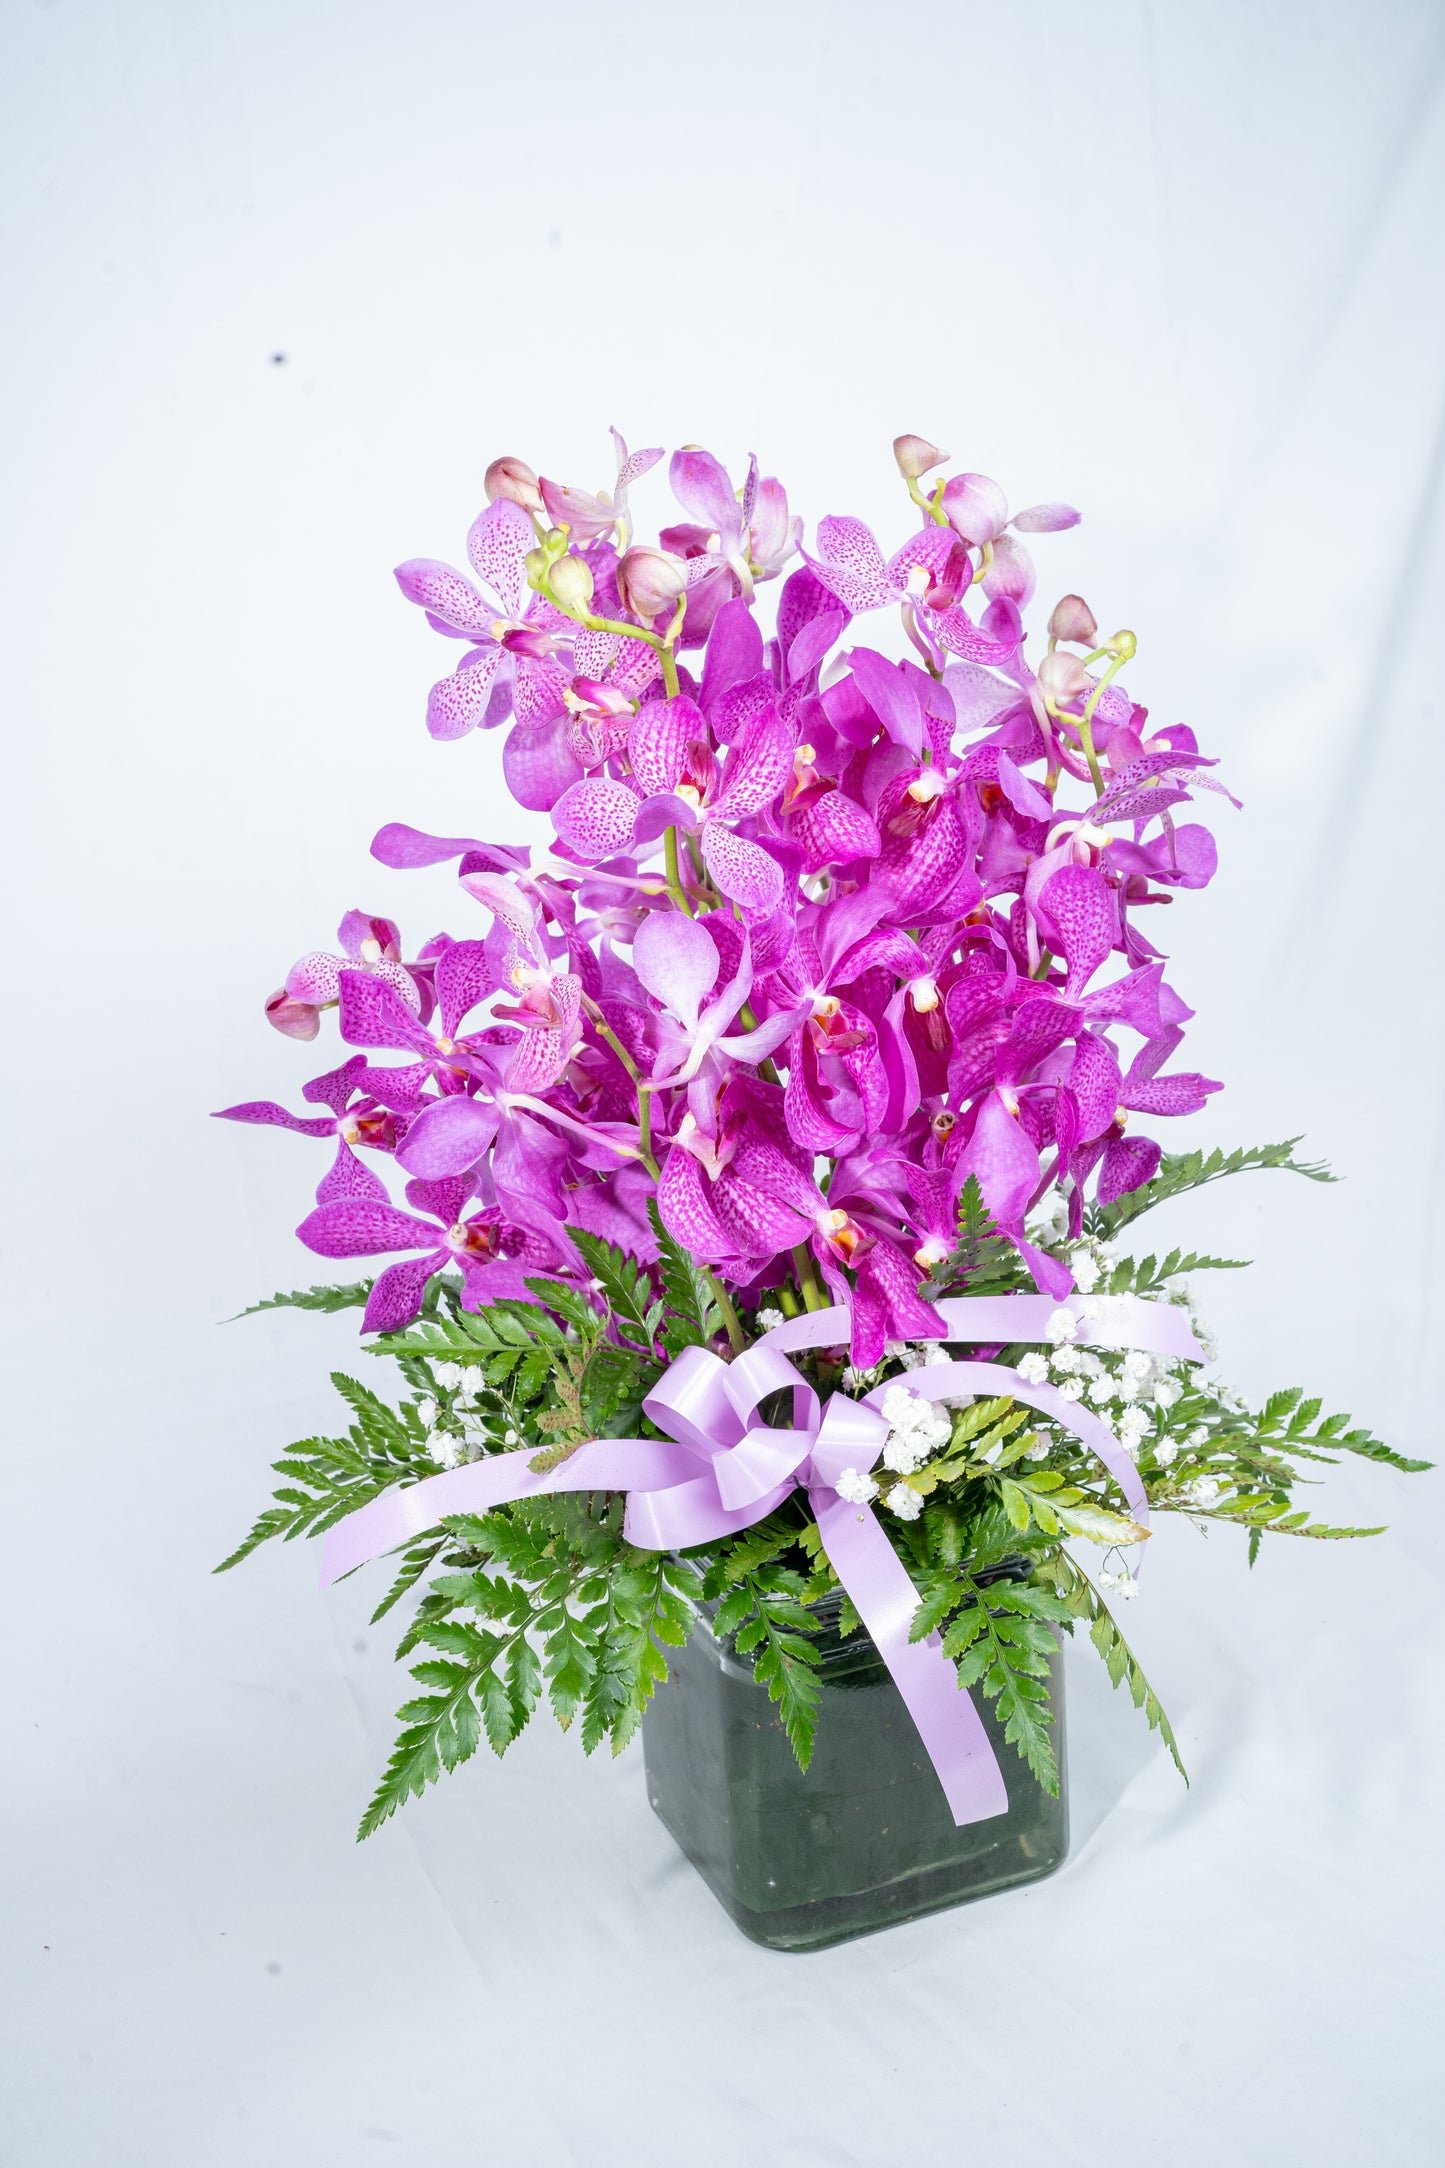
[792, 1244, 828, 1313]
[583, 1002, 660, 1179]
[706, 1270, 746, 1356]
[1074, 643, 1133, 800]
[657, 595, 686, 698]
[664, 827, 694, 918]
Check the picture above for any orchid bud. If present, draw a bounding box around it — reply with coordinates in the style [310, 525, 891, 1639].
[484, 456, 544, 516]
[615, 545, 688, 622]
[547, 554, 595, 613]
[1048, 594, 1097, 647]
[1036, 649, 1091, 706]
[1107, 628, 1137, 661]
[893, 435, 949, 481]
[940, 472, 1008, 546]
[264, 988, 320, 1041]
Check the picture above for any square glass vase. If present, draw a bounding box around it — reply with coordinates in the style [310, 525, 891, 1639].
[641, 1589, 1068, 1952]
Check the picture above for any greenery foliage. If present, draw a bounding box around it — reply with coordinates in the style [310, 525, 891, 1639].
[223, 1140, 1425, 1837]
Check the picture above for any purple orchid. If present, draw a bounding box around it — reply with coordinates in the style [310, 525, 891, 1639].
[296, 1161, 552, 1334]
[266, 913, 426, 1041]
[539, 429, 664, 547]
[803, 516, 1020, 669]
[228, 430, 1236, 1364]
[552, 683, 793, 912]
[394, 499, 573, 741]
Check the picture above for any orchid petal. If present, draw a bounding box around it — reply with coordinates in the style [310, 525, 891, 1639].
[212, 1099, 333, 1137]
[791, 789, 881, 871]
[315, 1141, 391, 1204]
[953, 1091, 1041, 1227]
[396, 1094, 500, 1179]
[628, 695, 706, 799]
[632, 911, 720, 1032]
[669, 448, 742, 540]
[848, 648, 924, 756]
[296, 1197, 442, 1260]
[503, 715, 585, 812]
[465, 499, 534, 614]
[434, 941, 494, 1039]
[426, 648, 508, 740]
[552, 778, 641, 862]
[393, 559, 494, 637]
[699, 824, 784, 913]
[699, 598, 764, 712]
[337, 971, 431, 1055]
[362, 1255, 441, 1335]
[1039, 864, 1116, 997]
[1011, 503, 1081, 534]
[940, 473, 1008, 546]
[803, 516, 891, 614]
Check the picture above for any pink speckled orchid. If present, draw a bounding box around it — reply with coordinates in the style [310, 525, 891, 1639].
[223, 431, 1235, 1353]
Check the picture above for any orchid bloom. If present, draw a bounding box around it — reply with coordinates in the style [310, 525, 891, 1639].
[394, 499, 573, 741]
[230, 431, 1236, 1364]
[538, 429, 663, 549]
[938, 472, 1080, 608]
[296, 1164, 551, 1334]
[803, 516, 1020, 668]
[214, 1054, 404, 1193]
[266, 912, 425, 1041]
[552, 683, 793, 912]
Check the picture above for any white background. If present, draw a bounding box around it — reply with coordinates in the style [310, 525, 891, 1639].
[3, 2, 1443, 2161]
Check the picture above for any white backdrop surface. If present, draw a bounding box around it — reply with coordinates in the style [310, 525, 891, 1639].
[3, 3, 1443, 2163]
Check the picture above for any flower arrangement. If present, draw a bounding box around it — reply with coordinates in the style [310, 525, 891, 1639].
[219, 431, 1424, 1842]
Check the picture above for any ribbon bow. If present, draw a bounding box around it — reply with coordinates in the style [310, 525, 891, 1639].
[320, 1293, 1202, 1825]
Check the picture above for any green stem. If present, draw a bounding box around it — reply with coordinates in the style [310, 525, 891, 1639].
[583, 1003, 660, 1180]
[581, 610, 666, 654]
[1074, 650, 1129, 800]
[792, 1244, 828, 1313]
[657, 594, 686, 698]
[705, 1270, 745, 1356]
[663, 827, 694, 917]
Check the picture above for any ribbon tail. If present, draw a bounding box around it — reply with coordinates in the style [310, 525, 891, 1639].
[815, 1493, 1010, 1828]
[317, 1435, 695, 1588]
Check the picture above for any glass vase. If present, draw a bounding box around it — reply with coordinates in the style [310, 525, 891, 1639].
[640, 1586, 1068, 1952]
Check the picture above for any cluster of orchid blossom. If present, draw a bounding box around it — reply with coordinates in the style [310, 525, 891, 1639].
[220, 432, 1233, 1366]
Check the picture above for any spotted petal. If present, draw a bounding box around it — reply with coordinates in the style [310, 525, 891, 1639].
[803, 516, 891, 613]
[552, 778, 642, 861]
[426, 648, 508, 740]
[394, 559, 495, 637]
[1039, 864, 1116, 998]
[465, 498, 534, 615]
[699, 824, 784, 913]
[296, 1197, 441, 1260]
[628, 695, 706, 799]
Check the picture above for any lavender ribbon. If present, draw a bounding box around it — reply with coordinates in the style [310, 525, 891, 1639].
[320, 1293, 1202, 1826]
